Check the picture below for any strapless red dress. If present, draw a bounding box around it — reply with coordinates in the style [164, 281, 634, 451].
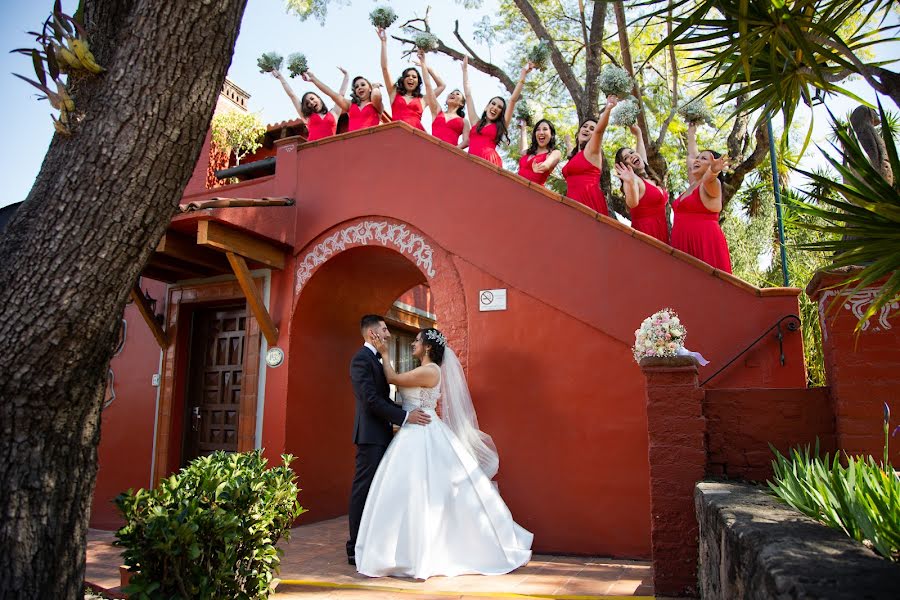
[468, 122, 502, 166]
[518, 153, 552, 186]
[562, 150, 607, 215]
[432, 112, 464, 145]
[305, 112, 336, 142]
[671, 186, 732, 273]
[348, 102, 380, 132]
[630, 179, 669, 243]
[390, 95, 425, 130]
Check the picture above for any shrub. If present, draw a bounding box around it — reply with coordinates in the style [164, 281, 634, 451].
[115, 451, 305, 599]
[769, 421, 900, 561]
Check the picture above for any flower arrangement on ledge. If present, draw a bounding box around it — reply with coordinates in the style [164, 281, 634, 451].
[632, 308, 687, 362]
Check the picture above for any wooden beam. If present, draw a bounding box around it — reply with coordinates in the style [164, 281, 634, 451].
[197, 220, 285, 270]
[156, 231, 231, 272]
[130, 284, 169, 349]
[225, 251, 279, 346]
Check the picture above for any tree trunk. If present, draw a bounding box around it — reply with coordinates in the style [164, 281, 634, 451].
[0, 0, 248, 597]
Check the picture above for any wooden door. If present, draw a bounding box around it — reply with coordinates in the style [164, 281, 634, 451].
[183, 305, 246, 464]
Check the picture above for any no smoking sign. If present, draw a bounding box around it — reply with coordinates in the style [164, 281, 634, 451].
[478, 288, 507, 312]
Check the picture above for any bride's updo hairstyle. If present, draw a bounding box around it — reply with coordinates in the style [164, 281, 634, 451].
[421, 328, 446, 365]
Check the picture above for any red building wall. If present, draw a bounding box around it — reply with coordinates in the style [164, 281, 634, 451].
[92, 123, 807, 558]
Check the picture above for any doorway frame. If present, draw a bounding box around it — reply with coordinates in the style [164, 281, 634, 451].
[152, 276, 263, 485]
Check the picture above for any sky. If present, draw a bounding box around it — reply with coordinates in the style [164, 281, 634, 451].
[0, 1, 897, 209]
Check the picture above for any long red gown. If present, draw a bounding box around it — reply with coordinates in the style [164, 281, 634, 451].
[630, 179, 669, 244]
[348, 102, 380, 132]
[390, 95, 425, 131]
[671, 186, 732, 273]
[468, 122, 503, 167]
[517, 153, 552, 186]
[305, 112, 337, 142]
[432, 112, 464, 145]
[562, 150, 607, 215]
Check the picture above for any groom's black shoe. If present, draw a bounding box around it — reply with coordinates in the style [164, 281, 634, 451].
[347, 554, 356, 566]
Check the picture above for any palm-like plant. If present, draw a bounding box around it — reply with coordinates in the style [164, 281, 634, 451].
[788, 103, 900, 328]
[648, 0, 900, 140]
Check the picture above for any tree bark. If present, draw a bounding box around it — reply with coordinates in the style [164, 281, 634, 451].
[0, 0, 248, 597]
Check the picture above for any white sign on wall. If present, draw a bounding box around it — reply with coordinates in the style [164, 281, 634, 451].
[479, 289, 507, 312]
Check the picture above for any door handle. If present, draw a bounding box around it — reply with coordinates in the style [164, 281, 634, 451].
[192, 407, 201, 432]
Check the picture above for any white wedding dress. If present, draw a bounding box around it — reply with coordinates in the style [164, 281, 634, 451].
[355, 363, 533, 579]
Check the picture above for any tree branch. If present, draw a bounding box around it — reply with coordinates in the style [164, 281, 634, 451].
[654, 1, 679, 151]
[723, 122, 769, 207]
[392, 28, 516, 93]
[512, 0, 584, 109]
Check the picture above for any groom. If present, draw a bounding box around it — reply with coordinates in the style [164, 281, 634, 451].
[347, 315, 430, 565]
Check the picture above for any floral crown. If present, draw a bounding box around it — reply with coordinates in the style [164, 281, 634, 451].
[424, 329, 447, 346]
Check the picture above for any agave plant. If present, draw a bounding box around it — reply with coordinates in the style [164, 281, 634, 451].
[648, 0, 900, 143]
[787, 102, 900, 329]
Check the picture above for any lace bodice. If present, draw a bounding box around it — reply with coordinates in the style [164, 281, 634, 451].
[398, 364, 441, 412]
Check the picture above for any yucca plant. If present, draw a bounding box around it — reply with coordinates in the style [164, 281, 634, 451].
[786, 102, 900, 329]
[647, 0, 900, 142]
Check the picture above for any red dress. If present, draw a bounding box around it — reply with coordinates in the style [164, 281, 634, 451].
[348, 103, 380, 132]
[305, 112, 336, 142]
[671, 186, 732, 273]
[432, 112, 464, 145]
[562, 151, 607, 215]
[630, 179, 669, 243]
[390, 95, 425, 130]
[468, 122, 503, 166]
[518, 153, 552, 186]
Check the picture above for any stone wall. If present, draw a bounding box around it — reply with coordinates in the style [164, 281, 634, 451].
[695, 480, 900, 599]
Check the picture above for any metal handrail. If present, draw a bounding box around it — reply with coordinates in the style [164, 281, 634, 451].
[699, 314, 801, 387]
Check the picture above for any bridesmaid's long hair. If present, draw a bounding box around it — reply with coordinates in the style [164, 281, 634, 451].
[394, 67, 423, 98]
[614, 147, 662, 191]
[300, 92, 328, 118]
[350, 76, 373, 106]
[446, 89, 466, 118]
[476, 96, 510, 144]
[527, 119, 557, 156]
[569, 118, 597, 159]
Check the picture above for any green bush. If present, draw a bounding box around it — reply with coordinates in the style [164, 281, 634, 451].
[114, 451, 305, 599]
[769, 429, 900, 560]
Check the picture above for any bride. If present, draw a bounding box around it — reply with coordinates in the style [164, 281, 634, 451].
[355, 327, 533, 579]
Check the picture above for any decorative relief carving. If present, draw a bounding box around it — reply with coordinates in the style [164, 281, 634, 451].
[819, 288, 898, 334]
[296, 220, 436, 293]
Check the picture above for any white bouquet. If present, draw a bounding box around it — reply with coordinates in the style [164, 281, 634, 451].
[610, 96, 641, 127]
[598, 64, 633, 99]
[679, 98, 713, 126]
[369, 6, 398, 29]
[632, 308, 687, 362]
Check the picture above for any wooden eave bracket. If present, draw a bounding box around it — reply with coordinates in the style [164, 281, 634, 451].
[226, 252, 279, 346]
[130, 284, 169, 349]
[196, 220, 283, 346]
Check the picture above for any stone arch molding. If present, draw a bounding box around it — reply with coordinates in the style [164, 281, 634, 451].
[295, 218, 438, 295]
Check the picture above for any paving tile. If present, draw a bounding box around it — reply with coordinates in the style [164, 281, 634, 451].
[85, 517, 654, 599]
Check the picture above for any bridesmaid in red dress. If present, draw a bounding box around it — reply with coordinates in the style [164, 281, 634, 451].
[378, 28, 445, 130]
[561, 96, 617, 215]
[613, 124, 669, 243]
[420, 51, 469, 148]
[516, 119, 561, 187]
[463, 56, 532, 167]
[303, 69, 384, 132]
[670, 121, 732, 273]
[271, 66, 349, 142]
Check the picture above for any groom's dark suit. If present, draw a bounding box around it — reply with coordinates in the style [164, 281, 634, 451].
[347, 344, 406, 562]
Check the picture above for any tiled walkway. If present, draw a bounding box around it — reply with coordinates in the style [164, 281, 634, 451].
[86, 517, 657, 599]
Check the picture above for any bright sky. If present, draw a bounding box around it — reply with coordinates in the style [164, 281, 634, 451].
[0, 1, 897, 209]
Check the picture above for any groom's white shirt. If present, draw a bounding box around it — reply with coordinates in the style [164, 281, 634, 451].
[364, 343, 408, 425]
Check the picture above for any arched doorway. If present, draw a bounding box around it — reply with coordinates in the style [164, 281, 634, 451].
[285, 245, 438, 521]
